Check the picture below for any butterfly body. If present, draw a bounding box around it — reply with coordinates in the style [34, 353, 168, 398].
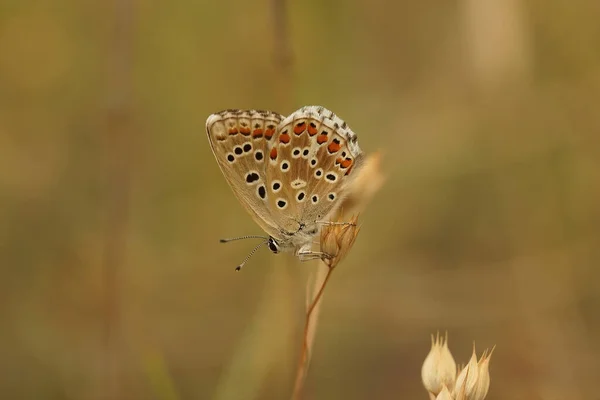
[206, 106, 364, 261]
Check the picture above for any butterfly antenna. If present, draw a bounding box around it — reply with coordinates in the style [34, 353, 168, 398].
[235, 240, 268, 272]
[220, 235, 268, 243]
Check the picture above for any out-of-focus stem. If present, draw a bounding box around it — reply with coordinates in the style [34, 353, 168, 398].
[101, 0, 135, 398]
[271, 0, 294, 111]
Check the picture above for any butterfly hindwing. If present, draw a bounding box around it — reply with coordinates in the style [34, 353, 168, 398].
[265, 106, 365, 230]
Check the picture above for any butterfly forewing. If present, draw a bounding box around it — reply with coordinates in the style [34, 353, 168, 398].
[206, 109, 284, 238]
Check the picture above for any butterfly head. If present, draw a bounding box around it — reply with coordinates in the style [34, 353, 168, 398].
[219, 234, 285, 270]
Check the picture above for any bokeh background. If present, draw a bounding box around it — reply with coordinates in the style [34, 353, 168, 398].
[1, 0, 599, 399]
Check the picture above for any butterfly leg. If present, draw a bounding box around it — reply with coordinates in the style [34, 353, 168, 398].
[295, 243, 333, 262]
[297, 251, 333, 262]
[316, 220, 357, 227]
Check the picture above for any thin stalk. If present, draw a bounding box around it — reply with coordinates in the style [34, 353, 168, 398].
[291, 265, 335, 400]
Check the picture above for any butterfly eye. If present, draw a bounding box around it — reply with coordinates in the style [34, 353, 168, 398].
[268, 237, 279, 253]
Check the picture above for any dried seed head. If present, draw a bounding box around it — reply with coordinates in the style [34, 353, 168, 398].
[320, 214, 360, 268]
[470, 345, 495, 400]
[454, 386, 466, 400]
[422, 332, 457, 396]
[319, 153, 381, 268]
[320, 224, 340, 259]
[453, 343, 480, 399]
[435, 385, 454, 400]
[337, 151, 385, 216]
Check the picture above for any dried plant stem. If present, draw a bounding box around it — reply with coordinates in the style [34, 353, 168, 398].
[101, 0, 135, 398]
[271, 0, 293, 111]
[291, 265, 334, 400]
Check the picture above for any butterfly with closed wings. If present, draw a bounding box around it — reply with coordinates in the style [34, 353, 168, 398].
[206, 105, 365, 270]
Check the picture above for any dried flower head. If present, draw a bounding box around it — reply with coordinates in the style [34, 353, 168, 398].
[422, 332, 457, 396]
[471, 346, 495, 400]
[320, 214, 360, 268]
[318, 153, 383, 269]
[422, 334, 495, 400]
[454, 343, 480, 399]
[452, 343, 495, 400]
[435, 385, 454, 400]
[338, 151, 385, 216]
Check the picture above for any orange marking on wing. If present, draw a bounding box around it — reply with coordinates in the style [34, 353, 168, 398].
[307, 124, 318, 136]
[345, 164, 353, 175]
[252, 129, 263, 138]
[340, 159, 353, 169]
[294, 122, 306, 135]
[240, 127, 251, 136]
[279, 132, 291, 144]
[270, 147, 278, 160]
[327, 141, 341, 153]
[264, 128, 274, 139]
[335, 157, 343, 165]
[228, 128, 238, 135]
[316, 135, 328, 144]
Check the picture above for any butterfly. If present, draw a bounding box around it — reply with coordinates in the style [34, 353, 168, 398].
[205, 106, 365, 270]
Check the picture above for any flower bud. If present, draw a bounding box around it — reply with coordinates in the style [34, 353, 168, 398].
[422, 332, 457, 396]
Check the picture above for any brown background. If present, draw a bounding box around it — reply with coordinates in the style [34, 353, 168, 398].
[1, 0, 599, 399]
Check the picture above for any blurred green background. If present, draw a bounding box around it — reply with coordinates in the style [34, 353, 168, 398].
[1, 0, 599, 399]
